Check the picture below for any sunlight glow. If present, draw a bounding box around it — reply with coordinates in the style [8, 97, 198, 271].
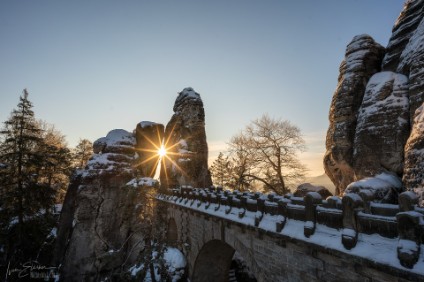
[158, 146, 167, 157]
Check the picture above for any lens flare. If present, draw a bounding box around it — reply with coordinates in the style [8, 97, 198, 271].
[158, 146, 167, 157]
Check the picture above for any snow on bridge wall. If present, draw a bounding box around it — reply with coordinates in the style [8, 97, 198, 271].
[157, 188, 424, 282]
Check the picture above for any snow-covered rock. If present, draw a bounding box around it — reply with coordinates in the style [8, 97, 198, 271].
[324, 34, 385, 195]
[85, 129, 135, 177]
[160, 87, 212, 188]
[344, 173, 403, 203]
[398, 14, 424, 124]
[164, 247, 187, 273]
[93, 129, 135, 155]
[382, 0, 424, 72]
[56, 129, 157, 280]
[126, 177, 158, 188]
[353, 71, 409, 178]
[403, 104, 424, 206]
[293, 183, 332, 199]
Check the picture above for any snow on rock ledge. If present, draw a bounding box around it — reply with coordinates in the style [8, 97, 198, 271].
[85, 129, 135, 177]
[174, 87, 201, 107]
[126, 177, 158, 188]
[93, 129, 135, 154]
[353, 71, 409, 178]
[382, 0, 424, 72]
[344, 173, 403, 203]
[324, 34, 385, 195]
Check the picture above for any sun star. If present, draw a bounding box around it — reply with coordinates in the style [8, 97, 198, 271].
[158, 146, 167, 157]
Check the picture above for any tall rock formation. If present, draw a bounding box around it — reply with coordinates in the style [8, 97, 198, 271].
[382, 0, 424, 73]
[55, 88, 214, 279]
[135, 121, 164, 177]
[160, 87, 212, 188]
[56, 129, 166, 281]
[353, 71, 409, 179]
[325, 1, 424, 200]
[59, 130, 139, 280]
[403, 104, 424, 206]
[324, 35, 385, 195]
[398, 13, 424, 124]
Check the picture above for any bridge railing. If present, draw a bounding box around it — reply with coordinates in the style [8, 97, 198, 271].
[158, 187, 424, 269]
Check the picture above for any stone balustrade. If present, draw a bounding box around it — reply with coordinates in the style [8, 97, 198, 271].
[158, 186, 424, 269]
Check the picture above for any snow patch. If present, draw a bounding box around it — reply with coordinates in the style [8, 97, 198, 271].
[164, 247, 187, 270]
[139, 121, 159, 128]
[126, 177, 158, 188]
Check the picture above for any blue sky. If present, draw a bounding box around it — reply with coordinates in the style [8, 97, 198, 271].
[0, 0, 404, 176]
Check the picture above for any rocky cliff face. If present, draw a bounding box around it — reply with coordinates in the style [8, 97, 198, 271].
[353, 71, 409, 179]
[58, 130, 146, 280]
[403, 104, 424, 206]
[55, 89, 213, 279]
[382, 0, 424, 72]
[325, 1, 424, 199]
[135, 121, 165, 177]
[324, 35, 385, 195]
[160, 87, 212, 188]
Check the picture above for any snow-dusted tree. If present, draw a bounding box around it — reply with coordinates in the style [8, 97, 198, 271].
[0, 90, 72, 266]
[0, 90, 44, 224]
[36, 121, 73, 203]
[73, 138, 93, 169]
[228, 114, 306, 194]
[0, 90, 50, 260]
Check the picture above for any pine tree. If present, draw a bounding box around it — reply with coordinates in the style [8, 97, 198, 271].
[73, 138, 93, 169]
[210, 152, 232, 188]
[0, 90, 72, 266]
[0, 90, 42, 223]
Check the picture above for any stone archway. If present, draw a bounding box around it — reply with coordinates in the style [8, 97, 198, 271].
[166, 218, 178, 246]
[192, 239, 235, 282]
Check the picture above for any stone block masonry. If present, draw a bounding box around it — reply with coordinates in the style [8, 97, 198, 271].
[158, 188, 424, 282]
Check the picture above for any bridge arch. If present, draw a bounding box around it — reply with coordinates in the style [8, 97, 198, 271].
[192, 239, 235, 282]
[166, 217, 178, 246]
[192, 239, 257, 282]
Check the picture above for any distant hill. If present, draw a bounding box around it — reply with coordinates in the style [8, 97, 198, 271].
[304, 173, 336, 195]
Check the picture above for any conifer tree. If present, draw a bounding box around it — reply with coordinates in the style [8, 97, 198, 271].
[210, 152, 232, 187]
[73, 138, 93, 169]
[0, 90, 72, 266]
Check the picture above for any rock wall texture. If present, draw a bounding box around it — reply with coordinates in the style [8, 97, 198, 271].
[324, 35, 385, 195]
[55, 88, 214, 279]
[382, 0, 424, 72]
[135, 121, 164, 177]
[353, 71, 409, 179]
[403, 104, 424, 206]
[325, 1, 424, 199]
[58, 130, 144, 280]
[160, 87, 212, 188]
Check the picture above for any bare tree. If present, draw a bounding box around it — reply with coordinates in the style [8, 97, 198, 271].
[228, 114, 307, 194]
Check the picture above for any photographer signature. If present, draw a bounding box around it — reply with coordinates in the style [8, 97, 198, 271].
[6, 260, 57, 278]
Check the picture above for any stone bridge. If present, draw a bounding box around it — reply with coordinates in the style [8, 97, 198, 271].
[157, 188, 424, 282]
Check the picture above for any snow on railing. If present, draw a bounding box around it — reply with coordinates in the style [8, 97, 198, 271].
[157, 186, 424, 270]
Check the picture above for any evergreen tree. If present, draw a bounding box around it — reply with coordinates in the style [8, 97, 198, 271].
[73, 138, 93, 169]
[0, 89, 47, 262]
[210, 152, 232, 187]
[0, 90, 72, 270]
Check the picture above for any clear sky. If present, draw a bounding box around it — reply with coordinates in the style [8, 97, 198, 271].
[0, 0, 405, 176]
